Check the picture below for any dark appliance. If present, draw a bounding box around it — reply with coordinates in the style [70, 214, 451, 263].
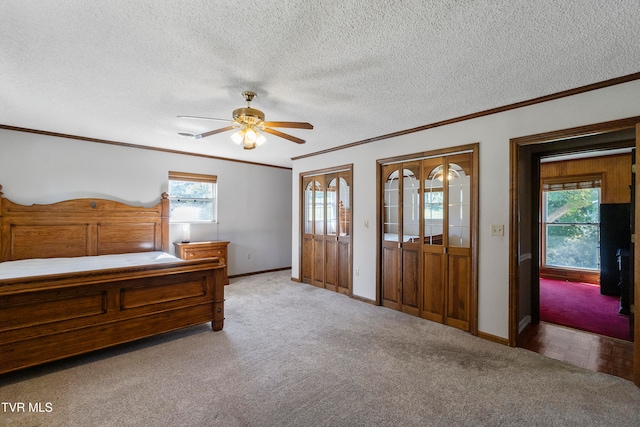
[599, 203, 631, 296]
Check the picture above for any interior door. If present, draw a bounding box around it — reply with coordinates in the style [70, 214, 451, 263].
[301, 168, 352, 294]
[301, 175, 326, 287]
[401, 162, 421, 315]
[421, 153, 473, 331]
[382, 164, 401, 309]
[381, 163, 421, 313]
[336, 173, 351, 295]
[379, 146, 477, 333]
[445, 153, 473, 331]
[324, 174, 339, 292]
[312, 175, 326, 288]
[422, 157, 446, 323]
[302, 177, 315, 284]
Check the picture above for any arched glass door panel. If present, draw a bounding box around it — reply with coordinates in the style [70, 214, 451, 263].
[384, 169, 400, 241]
[424, 164, 445, 245]
[338, 177, 350, 236]
[326, 178, 337, 235]
[402, 168, 419, 242]
[448, 162, 471, 248]
[304, 181, 314, 234]
[314, 180, 324, 235]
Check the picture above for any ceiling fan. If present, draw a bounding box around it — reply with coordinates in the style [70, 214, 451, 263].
[178, 91, 313, 150]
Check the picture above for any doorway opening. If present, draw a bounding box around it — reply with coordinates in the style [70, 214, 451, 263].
[509, 117, 640, 386]
[538, 152, 632, 341]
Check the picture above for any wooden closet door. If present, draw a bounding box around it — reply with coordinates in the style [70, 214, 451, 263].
[301, 176, 326, 287]
[381, 163, 420, 312]
[302, 168, 353, 294]
[420, 154, 473, 331]
[312, 175, 326, 288]
[400, 162, 421, 316]
[379, 145, 477, 333]
[302, 177, 315, 284]
[422, 157, 446, 323]
[336, 173, 351, 295]
[324, 174, 339, 292]
[445, 153, 473, 331]
[381, 164, 401, 309]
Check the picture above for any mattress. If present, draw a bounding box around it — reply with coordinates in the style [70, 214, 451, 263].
[0, 251, 184, 280]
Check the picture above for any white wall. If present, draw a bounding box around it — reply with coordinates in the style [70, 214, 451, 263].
[0, 130, 292, 275]
[292, 80, 640, 340]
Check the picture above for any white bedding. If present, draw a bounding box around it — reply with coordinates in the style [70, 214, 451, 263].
[0, 251, 184, 280]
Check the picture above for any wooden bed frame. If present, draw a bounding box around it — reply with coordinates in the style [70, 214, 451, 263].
[0, 185, 225, 374]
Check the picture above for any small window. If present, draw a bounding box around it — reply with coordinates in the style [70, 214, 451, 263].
[168, 171, 217, 223]
[541, 175, 601, 270]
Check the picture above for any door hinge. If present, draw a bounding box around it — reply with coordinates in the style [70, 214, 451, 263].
[633, 163, 636, 174]
[443, 247, 447, 254]
[632, 234, 636, 244]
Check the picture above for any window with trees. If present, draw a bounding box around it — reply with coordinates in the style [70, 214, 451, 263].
[168, 171, 217, 223]
[542, 176, 601, 270]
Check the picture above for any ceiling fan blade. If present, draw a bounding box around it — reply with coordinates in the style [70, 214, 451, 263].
[194, 126, 237, 139]
[178, 115, 231, 122]
[262, 127, 306, 144]
[263, 121, 313, 129]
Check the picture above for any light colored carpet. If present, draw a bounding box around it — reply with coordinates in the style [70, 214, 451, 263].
[2, 270, 640, 426]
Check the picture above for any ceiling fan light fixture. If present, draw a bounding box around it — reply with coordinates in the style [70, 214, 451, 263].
[231, 129, 244, 145]
[178, 90, 312, 149]
[245, 127, 257, 142]
[241, 127, 266, 150]
[231, 126, 266, 149]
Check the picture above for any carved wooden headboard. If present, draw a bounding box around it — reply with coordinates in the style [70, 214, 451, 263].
[0, 185, 169, 261]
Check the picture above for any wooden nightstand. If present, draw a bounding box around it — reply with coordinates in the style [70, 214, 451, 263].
[174, 241, 230, 285]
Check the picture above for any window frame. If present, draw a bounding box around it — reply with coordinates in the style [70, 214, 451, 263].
[540, 174, 603, 272]
[168, 171, 218, 223]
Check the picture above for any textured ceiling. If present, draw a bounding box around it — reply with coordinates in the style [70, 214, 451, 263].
[1, 1, 639, 168]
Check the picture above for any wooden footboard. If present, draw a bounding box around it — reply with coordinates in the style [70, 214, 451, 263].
[0, 258, 224, 374]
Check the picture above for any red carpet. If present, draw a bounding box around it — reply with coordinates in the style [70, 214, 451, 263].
[539, 278, 631, 341]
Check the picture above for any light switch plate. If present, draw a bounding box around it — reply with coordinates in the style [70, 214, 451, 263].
[490, 224, 504, 236]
